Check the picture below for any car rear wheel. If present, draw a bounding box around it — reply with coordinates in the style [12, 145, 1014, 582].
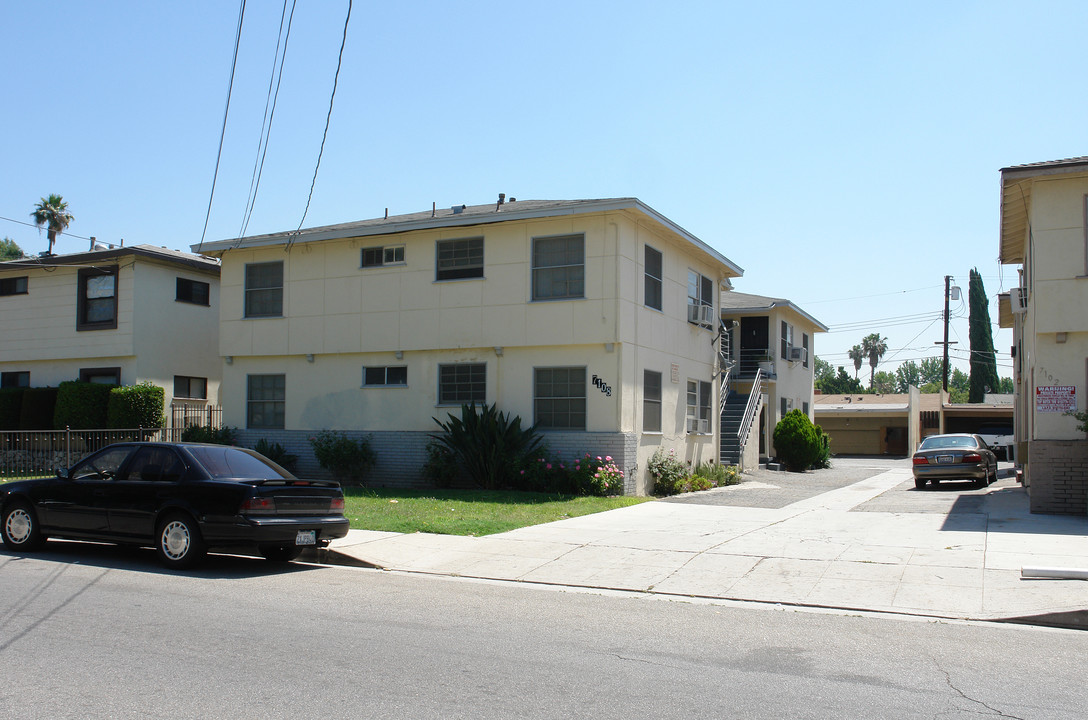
[914, 477, 927, 490]
[259, 545, 304, 562]
[2, 501, 45, 551]
[156, 513, 206, 569]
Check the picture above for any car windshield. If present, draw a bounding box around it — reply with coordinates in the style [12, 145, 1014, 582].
[186, 446, 293, 480]
[919, 436, 977, 450]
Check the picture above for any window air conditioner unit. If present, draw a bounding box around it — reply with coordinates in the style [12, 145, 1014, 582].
[686, 418, 698, 433]
[687, 302, 714, 324]
[698, 418, 709, 433]
[1009, 287, 1028, 314]
[789, 346, 804, 362]
[686, 418, 710, 433]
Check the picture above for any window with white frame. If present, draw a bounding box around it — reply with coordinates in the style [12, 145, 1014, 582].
[644, 246, 663, 311]
[532, 234, 584, 300]
[686, 270, 714, 326]
[174, 375, 207, 399]
[363, 366, 407, 387]
[643, 369, 662, 432]
[686, 379, 712, 433]
[361, 245, 405, 268]
[534, 367, 586, 430]
[78, 265, 118, 330]
[436, 237, 483, 280]
[438, 363, 485, 405]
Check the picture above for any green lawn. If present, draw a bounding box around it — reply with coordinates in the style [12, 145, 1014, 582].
[343, 487, 652, 536]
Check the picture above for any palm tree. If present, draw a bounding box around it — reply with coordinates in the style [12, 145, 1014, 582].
[847, 345, 864, 379]
[31, 194, 74, 256]
[862, 333, 888, 390]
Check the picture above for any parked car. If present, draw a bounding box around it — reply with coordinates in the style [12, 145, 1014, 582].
[975, 422, 1014, 461]
[911, 434, 998, 490]
[1, 442, 349, 568]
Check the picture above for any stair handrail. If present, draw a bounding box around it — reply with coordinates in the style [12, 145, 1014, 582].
[737, 368, 763, 440]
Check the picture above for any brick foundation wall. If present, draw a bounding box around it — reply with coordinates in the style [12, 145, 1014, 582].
[235, 429, 640, 494]
[1027, 440, 1088, 515]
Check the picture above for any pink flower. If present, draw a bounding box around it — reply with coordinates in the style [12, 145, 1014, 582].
[546, 463, 552, 470]
[605, 456, 612, 462]
[560, 464, 565, 470]
[597, 456, 602, 461]
[520, 470, 525, 475]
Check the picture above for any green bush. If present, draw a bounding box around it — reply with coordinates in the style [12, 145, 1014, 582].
[420, 440, 461, 489]
[773, 409, 823, 472]
[431, 403, 543, 490]
[0, 388, 24, 430]
[54, 380, 113, 430]
[107, 382, 165, 429]
[19, 387, 58, 430]
[181, 425, 238, 445]
[253, 438, 298, 472]
[812, 426, 832, 469]
[693, 460, 741, 487]
[309, 430, 376, 484]
[648, 448, 690, 496]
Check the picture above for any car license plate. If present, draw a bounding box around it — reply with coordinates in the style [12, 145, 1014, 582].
[937, 455, 954, 464]
[295, 530, 316, 546]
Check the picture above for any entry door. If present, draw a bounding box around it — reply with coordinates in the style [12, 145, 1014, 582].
[740, 317, 769, 375]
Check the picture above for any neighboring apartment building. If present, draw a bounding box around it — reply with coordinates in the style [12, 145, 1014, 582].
[196, 198, 743, 494]
[998, 156, 1088, 514]
[719, 292, 827, 469]
[0, 243, 222, 421]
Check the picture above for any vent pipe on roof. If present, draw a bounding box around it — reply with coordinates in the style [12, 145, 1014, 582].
[495, 193, 505, 211]
[432, 202, 436, 218]
[89, 236, 96, 251]
[384, 208, 388, 219]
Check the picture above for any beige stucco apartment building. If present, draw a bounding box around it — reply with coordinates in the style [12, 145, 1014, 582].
[998, 157, 1088, 514]
[718, 292, 827, 469]
[197, 198, 743, 495]
[0, 244, 222, 420]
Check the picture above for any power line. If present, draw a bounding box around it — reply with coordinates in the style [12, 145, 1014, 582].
[198, 0, 247, 253]
[292, 0, 352, 242]
[0, 215, 91, 242]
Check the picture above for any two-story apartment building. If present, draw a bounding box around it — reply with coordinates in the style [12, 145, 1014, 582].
[0, 243, 222, 421]
[719, 292, 827, 469]
[197, 198, 743, 494]
[998, 157, 1088, 514]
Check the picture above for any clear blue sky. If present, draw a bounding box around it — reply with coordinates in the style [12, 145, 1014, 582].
[4, 1, 1085, 382]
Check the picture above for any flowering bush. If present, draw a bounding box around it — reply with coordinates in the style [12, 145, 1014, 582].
[648, 448, 690, 496]
[514, 451, 624, 496]
[309, 430, 375, 484]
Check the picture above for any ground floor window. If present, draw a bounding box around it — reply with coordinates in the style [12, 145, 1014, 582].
[534, 367, 586, 429]
[363, 366, 407, 387]
[1, 371, 29, 388]
[686, 379, 712, 433]
[438, 363, 485, 405]
[80, 367, 120, 385]
[643, 369, 662, 432]
[174, 375, 207, 400]
[247, 374, 285, 429]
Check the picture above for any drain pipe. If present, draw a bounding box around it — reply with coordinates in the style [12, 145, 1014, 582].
[1021, 566, 1088, 580]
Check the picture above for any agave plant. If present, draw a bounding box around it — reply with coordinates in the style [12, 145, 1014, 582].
[432, 403, 544, 490]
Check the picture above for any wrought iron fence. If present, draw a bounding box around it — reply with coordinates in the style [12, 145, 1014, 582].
[170, 404, 222, 430]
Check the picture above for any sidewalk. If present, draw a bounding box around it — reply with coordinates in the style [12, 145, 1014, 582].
[317, 464, 1088, 628]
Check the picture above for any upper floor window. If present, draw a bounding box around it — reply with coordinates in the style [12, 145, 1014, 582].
[644, 246, 663, 311]
[176, 277, 210, 306]
[174, 375, 208, 400]
[363, 366, 407, 387]
[802, 333, 810, 368]
[436, 237, 484, 280]
[77, 265, 118, 331]
[244, 261, 283, 318]
[0, 276, 28, 296]
[438, 363, 485, 405]
[361, 245, 404, 268]
[534, 367, 586, 430]
[532, 234, 584, 301]
[687, 270, 714, 326]
[1, 371, 29, 388]
[780, 321, 794, 360]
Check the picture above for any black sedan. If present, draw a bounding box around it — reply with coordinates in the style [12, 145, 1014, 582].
[1, 442, 349, 568]
[911, 433, 998, 490]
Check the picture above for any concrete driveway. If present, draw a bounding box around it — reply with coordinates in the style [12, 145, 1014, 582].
[324, 457, 1088, 628]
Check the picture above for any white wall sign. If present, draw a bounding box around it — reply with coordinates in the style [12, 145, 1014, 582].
[1036, 385, 1077, 413]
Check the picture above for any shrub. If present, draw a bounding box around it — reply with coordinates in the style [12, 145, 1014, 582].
[773, 409, 823, 472]
[688, 475, 713, 492]
[310, 430, 375, 484]
[420, 440, 461, 488]
[253, 438, 298, 472]
[648, 448, 690, 496]
[107, 382, 165, 429]
[54, 380, 113, 430]
[0, 388, 24, 430]
[181, 425, 238, 445]
[573, 454, 625, 496]
[19, 387, 58, 430]
[812, 426, 832, 469]
[432, 403, 543, 490]
[693, 460, 741, 488]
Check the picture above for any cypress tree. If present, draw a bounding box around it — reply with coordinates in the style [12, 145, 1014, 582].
[968, 268, 1000, 402]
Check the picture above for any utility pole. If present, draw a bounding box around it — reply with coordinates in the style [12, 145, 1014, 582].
[934, 275, 959, 392]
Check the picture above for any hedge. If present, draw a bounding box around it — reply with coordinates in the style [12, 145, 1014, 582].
[107, 382, 165, 429]
[54, 381, 114, 430]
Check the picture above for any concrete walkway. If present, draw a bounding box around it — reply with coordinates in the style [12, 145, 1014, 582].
[320, 460, 1088, 628]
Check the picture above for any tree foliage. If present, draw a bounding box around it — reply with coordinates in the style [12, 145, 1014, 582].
[967, 268, 1000, 402]
[773, 410, 824, 472]
[872, 371, 897, 394]
[861, 333, 888, 390]
[814, 358, 864, 395]
[847, 345, 864, 378]
[31, 194, 74, 255]
[895, 360, 921, 392]
[0, 237, 24, 260]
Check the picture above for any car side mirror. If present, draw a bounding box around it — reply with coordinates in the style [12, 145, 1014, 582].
[55, 467, 71, 480]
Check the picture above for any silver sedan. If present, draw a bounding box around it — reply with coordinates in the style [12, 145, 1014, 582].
[911, 433, 998, 490]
